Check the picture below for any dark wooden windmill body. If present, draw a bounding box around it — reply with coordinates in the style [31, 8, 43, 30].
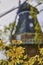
[11, 1, 43, 44]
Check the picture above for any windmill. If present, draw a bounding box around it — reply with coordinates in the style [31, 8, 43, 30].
[0, 0, 43, 44]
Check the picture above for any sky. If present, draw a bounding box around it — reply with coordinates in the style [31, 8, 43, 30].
[0, 0, 25, 30]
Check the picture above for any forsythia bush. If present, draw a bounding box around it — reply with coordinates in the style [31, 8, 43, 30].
[0, 39, 43, 65]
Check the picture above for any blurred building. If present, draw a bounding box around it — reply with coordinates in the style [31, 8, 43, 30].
[11, 1, 43, 44]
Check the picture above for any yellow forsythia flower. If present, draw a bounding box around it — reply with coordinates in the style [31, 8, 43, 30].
[11, 40, 22, 45]
[11, 40, 17, 44]
[23, 61, 28, 65]
[39, 48, 43, 55]
[17, 40, 22, 45]
[24, 55, 28, 59]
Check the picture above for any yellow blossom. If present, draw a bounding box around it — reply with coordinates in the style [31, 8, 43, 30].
[24, 55, 28, 59]
[11, 40, 17, 44]
[39, 48, 43, 55]
[23, 61, 28, 65]
[17, 40, 23, 45]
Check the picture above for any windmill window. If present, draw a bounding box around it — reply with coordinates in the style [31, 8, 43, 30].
[29, 15, 32, 19]
[29, 23, 34, 28]
[16, 35, 21, 40]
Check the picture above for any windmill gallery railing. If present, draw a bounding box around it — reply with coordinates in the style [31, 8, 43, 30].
[12, 33, 43, 44]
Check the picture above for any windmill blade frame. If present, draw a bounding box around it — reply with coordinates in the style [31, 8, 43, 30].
[0, 7, 19, 18]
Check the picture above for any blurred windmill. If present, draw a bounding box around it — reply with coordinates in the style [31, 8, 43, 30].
[0, 0, 43, 44]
